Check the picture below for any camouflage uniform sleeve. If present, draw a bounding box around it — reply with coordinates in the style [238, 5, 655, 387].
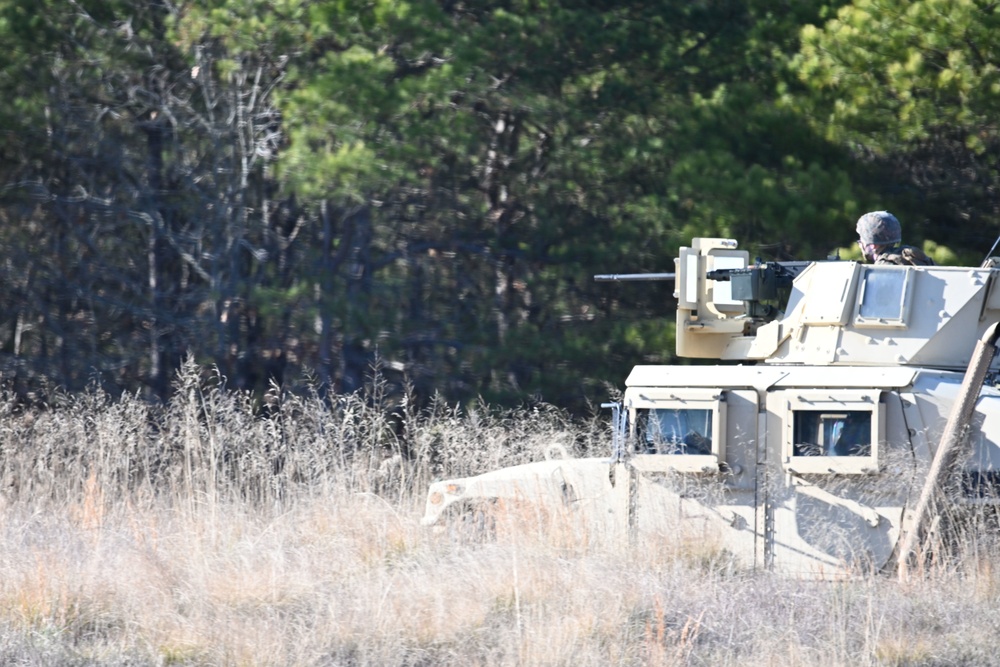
[900, 246, 935, 266]
[875, 246, 935, 266]
[874, 252, 903, 265]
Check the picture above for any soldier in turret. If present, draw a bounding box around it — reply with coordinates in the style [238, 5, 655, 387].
[856, 211, 935, 266]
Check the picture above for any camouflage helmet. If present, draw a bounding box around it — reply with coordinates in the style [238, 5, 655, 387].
[856, 211, 902, 246]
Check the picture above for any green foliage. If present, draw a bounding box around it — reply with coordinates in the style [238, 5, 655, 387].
[790, 0, 1000, 251]
[795, 0, 1000, 149]
[924, 240, 967, 267]
[797, 0, 1000, 144]
[7, 0, 993, 412]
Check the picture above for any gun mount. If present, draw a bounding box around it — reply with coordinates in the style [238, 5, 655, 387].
[706, 261, 807, 319]
[422, 237, 1000, 579]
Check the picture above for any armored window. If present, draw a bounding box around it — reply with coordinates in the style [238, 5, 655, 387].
[638, 408, 714, 455]
[792, 411, 870, 457]
[853, 266, 914, 328]
[627, 389, 726, 473]
[781, 390, 883, 475]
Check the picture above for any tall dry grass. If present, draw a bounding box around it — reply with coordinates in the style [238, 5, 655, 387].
[0, 361, 999, 666]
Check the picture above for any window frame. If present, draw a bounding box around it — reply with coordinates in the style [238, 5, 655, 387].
[781, 389, 884, 475]
[627, 388, 727, 474]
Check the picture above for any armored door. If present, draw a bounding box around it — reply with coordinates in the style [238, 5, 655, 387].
[626, 388, 761, 570]
[765, 389, 915, 577]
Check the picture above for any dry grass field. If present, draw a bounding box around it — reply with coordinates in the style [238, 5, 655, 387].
[1, 363, 999, 666]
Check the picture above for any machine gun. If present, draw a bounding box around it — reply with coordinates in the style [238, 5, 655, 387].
[706, 261, 810, 319]
[593, 273, 675, 282]
[596, 261, 810, 322]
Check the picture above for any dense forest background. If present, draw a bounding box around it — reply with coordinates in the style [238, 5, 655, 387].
[1, 0, 999, 413]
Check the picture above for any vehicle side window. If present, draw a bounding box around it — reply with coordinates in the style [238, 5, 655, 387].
[637, 408, 713, 455]
[624, 388, 727, 473]
[792, 411, 871, 457]
[776, 389, 883, 475]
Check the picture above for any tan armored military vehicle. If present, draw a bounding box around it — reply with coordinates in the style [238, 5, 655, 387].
[421, 238, 1000, 578]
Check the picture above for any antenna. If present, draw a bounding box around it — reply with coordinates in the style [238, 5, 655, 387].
[982, 232, 1000, 268]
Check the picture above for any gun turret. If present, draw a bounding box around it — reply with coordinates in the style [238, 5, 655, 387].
[594, 240, 822, 359]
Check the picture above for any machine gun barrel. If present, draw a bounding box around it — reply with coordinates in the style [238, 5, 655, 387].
[594, 273, 676, 282]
